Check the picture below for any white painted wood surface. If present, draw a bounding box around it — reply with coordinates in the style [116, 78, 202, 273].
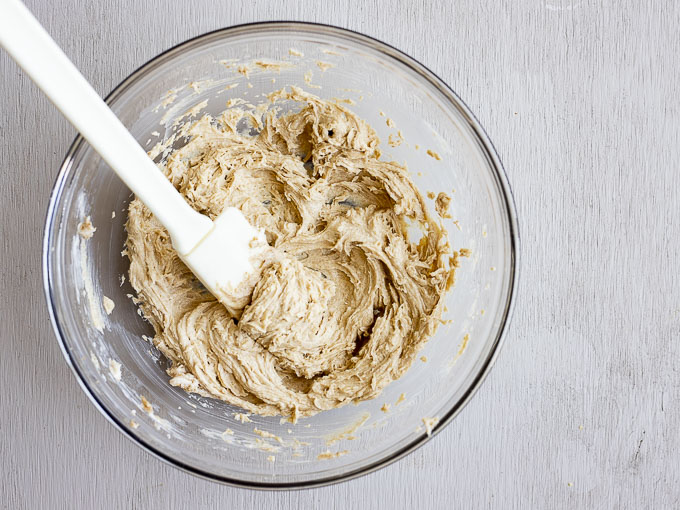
[1, 0, 679, 507]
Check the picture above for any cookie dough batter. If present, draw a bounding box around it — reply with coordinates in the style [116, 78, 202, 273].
[126, 87, 453, 419]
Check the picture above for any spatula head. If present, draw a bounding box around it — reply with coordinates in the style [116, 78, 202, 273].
[179, 207, 267, 314]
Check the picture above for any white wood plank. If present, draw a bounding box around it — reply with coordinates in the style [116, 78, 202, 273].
[1, 0, 679, 508]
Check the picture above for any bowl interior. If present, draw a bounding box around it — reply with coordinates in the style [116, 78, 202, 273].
[45, 24, 516, 487]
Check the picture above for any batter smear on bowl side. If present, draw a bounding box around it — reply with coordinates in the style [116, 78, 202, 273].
[125, 87, 455, 420]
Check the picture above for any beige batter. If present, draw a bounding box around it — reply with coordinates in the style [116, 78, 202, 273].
[126, 87, 454, 420]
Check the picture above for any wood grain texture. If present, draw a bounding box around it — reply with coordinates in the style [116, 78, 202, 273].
[1, 0, 679, 508]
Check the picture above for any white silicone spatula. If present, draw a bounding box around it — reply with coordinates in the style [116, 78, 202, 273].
[0, 0, 266, 304]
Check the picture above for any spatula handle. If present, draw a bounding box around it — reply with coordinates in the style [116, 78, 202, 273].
[0, 0, 212, 254]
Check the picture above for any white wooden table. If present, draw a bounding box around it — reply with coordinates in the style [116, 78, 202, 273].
[2, 0, 678, 507]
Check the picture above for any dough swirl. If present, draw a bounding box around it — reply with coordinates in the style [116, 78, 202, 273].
[126, 88, 453, 419]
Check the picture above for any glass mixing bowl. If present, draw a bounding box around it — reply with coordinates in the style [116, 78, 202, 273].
[43, 22, 518, 488]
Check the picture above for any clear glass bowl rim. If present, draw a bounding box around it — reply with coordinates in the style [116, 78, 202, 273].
[42, 21, 520, 490]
